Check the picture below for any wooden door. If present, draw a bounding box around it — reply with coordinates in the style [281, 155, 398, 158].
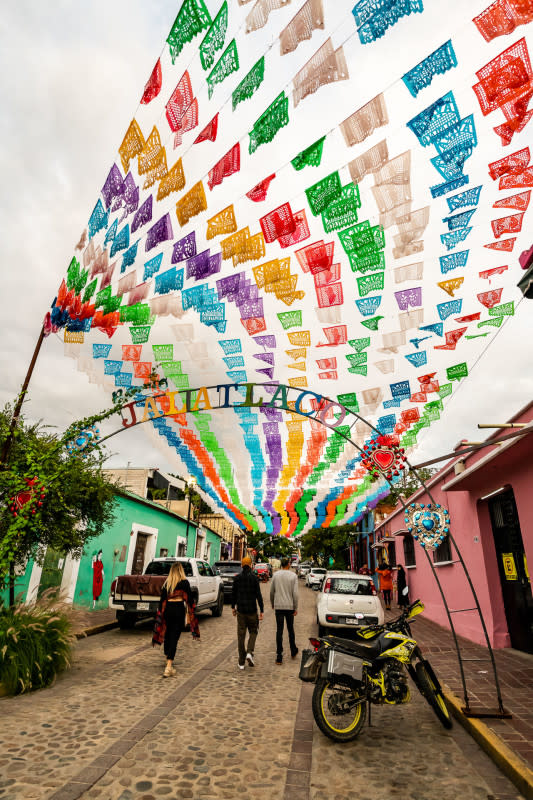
[132, 533, 149, 575]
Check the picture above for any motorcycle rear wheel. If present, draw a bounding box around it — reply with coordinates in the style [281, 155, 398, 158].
[312, 678, 366, 742]
[415, 661, 453, 729]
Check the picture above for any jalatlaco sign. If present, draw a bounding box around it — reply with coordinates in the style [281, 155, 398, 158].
[119, 382, 353, 430]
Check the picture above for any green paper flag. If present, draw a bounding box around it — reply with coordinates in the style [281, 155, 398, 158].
[153, 344, 174, 362]
[232, 56, 265, 110]
[305, 171, 342, 216]
[446, 362, 468, 381]
[348, 337, 371, 351]
[167, 0, 212, 64]
[360, 316, 383, 331]
[277, 309, 302, 329]
[249, 92, 289, 154]
[207, 39, 239, 98]
[199, 2, 228, 70]
[291, 137, 326, 171]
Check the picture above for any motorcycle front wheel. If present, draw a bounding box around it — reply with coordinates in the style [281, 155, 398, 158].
[415, 661, 453, 729]
[312, 678, 366, 742]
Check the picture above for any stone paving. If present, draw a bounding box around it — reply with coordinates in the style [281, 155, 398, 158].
[407, 611, 533, 771]
[0, 583, 525, 800]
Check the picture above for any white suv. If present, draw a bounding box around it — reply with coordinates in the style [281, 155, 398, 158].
[316, 571, 384, 636]
[306, 567, 327, 589]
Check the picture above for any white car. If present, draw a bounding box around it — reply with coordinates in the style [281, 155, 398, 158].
[298, 562, 312, 579]
[306, 567, 327, 589]
[316, 571, 384, 636]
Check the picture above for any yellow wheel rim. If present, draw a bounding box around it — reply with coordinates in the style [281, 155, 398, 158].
[320, 683, 362, 733]
[426, 673, 451, 720]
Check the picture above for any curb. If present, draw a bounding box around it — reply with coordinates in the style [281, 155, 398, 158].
[75, 620, 119, 639]
[443, 686, 533, 800]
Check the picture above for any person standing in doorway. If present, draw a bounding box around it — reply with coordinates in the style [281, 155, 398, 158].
[358, 562, 372, 576]
[396, 565, 409, 608]
[270, 557, 299, 665]
[158, 562, 200, 678]
[232, 556, 264, 670]
[376, 562, 393, 611]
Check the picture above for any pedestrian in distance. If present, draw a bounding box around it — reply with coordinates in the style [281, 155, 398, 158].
[358, 562, 372, 576]
[376, 562, 393, 611]
[270, 556, 299, 665]
[156, 562, 200, 678]
[396, 564, 409, 608]
[231, 555, 264, 670]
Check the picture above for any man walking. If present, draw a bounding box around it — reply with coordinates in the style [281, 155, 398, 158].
[270, 557, 298, 665]
[231, 556, 264, 670]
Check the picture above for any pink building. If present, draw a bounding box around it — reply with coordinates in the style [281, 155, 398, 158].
[374, 401, 533, 654]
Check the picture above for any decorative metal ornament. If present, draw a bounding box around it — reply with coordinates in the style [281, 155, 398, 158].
[360, 434, 407, 481]
[404, 503, 451, 550]
[67, 425, 100, 457]
[9, 477, 46, 517]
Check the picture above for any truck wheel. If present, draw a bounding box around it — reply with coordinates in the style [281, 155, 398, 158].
[211, 590, 224, 617]
[117, 611, 136, 630]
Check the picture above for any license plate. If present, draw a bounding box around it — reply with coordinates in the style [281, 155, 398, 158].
[137, 602, 150, 611]
[345, 618, 359, 625]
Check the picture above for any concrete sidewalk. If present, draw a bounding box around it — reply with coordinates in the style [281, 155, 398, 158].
[68, 606, 118, 638]
[388, 608, 533, 797]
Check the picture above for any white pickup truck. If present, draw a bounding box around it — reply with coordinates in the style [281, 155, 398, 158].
[109, 557, 225, 629]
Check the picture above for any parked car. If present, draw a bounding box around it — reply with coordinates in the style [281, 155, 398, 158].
[214, 560, 242, 600]
[109, 557, 224, 629]
[254, 562, 270, 581]
[298, 562, 312, 579]
[306, 567, 327, 589]
[316, 571, 384, 636]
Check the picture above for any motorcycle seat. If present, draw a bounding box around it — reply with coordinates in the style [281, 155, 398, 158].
[324, 634, 384, 660]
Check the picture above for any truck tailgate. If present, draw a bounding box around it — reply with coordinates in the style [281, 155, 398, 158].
[115, 574, 166, 598]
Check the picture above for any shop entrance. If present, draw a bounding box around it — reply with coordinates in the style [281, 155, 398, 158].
[488, 489, 533, 653]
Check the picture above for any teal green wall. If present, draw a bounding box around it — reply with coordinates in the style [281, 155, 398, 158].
[74, 493, 211, 610]
[2, 492, 221, 609]
[0, 559, 35, 607]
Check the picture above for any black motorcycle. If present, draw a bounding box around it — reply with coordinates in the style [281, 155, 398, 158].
[299, 599, 452, 742]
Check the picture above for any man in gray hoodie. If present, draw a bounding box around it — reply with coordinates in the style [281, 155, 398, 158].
[270, 557, 298, 664]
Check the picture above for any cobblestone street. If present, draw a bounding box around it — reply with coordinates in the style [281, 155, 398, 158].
[0, 584, 525, 800]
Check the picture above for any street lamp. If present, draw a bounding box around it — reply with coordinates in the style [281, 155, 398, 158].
[184, 475, 197, 545]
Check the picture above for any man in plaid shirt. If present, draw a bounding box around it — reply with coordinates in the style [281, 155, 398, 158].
[231, 556, 264, 670]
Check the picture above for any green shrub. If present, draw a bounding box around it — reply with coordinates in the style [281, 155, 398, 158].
[0, 597, 73, 695]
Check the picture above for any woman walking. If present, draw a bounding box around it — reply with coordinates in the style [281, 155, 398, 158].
[376, 562, 393, 611]
[156, 562, 200, 677]
[396, 565, 409, 608]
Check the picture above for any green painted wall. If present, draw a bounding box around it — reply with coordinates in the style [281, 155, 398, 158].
[0, 559, 35, 607]
[2, 491, 221, 609]
[74, 493, 221, 610]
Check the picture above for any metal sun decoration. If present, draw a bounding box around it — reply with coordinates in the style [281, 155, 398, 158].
[9, 477, 46, 518]
[360, 435, 408, 481]
[66, 425, 100, 458]
[404, 503, 451, 550]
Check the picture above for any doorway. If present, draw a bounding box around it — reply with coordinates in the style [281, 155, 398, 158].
[488, 488, 533, 653]
[131, 533, 149, 574]
[38, 548, 66, 599]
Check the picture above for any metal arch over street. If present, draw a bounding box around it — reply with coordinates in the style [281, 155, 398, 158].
[98, 379, 508, 718]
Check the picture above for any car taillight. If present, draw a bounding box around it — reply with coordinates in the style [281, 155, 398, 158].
[309, 638, 321, 650]
[370, 582, 377, 595]
[323, 578, 331, 593]
[111, 579, 117, 595]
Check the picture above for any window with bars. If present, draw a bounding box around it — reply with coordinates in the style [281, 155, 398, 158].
[403, 534, 416, 567]
[433, 536, 452, 564]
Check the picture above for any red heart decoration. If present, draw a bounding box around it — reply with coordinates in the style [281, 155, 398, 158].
[371, 448, 395, 471]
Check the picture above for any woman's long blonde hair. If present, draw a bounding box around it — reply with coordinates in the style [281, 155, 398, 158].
[163, 562, 186, 594]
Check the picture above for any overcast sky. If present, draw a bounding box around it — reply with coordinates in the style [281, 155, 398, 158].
[1, 0, 532, 491]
